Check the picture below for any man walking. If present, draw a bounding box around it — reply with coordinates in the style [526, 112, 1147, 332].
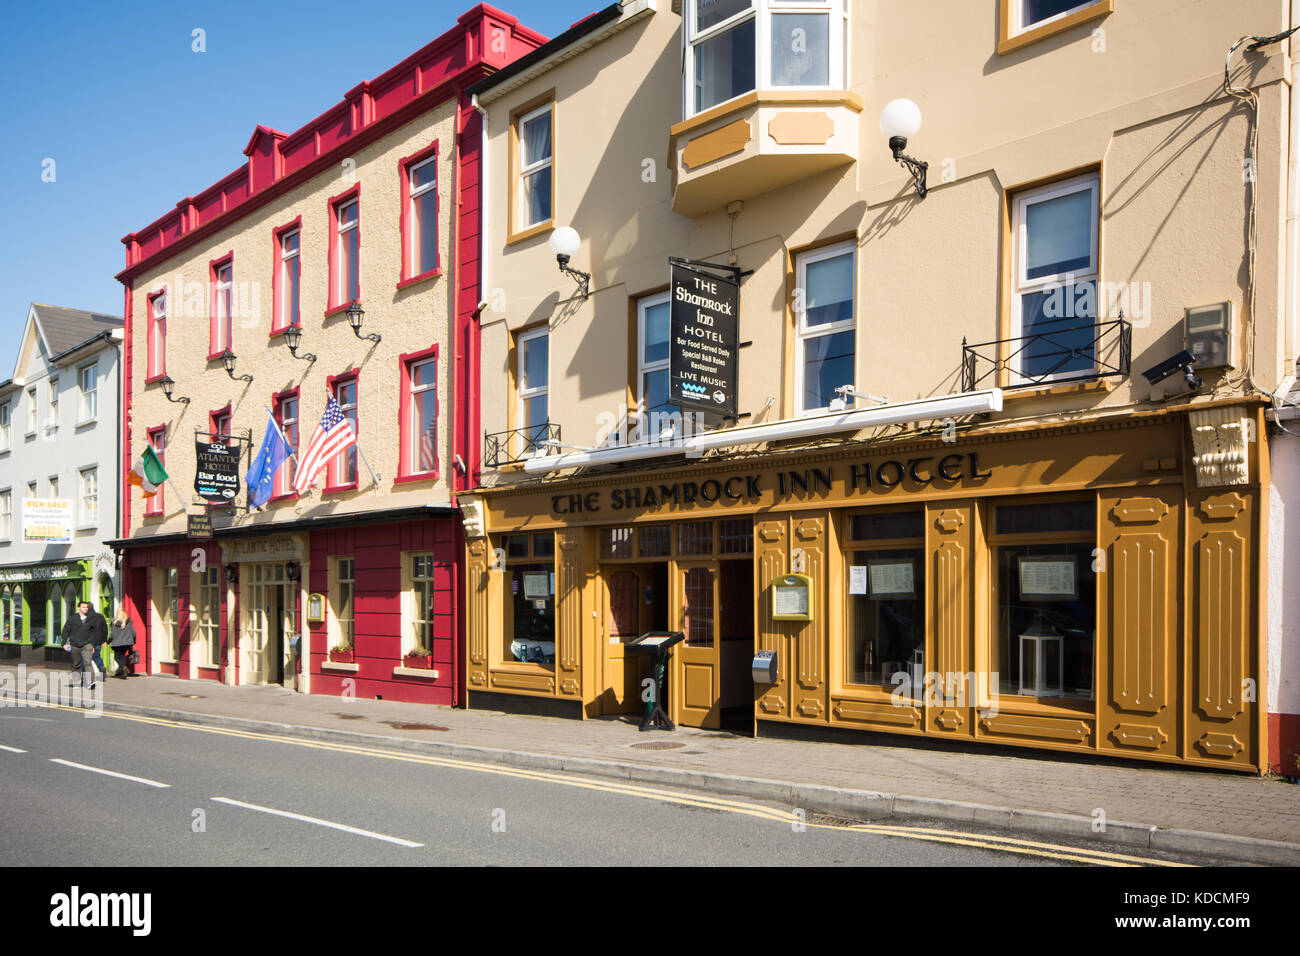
[61, 600, 108, 690]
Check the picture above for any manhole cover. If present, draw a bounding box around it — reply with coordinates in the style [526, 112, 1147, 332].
[161, 692, 205, 699]
[630, 741, 686, 750]
[331, 713, 366, 720]
[382, 720, 449, 732]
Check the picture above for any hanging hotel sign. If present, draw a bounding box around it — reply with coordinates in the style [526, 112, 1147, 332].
[22, 499, 73, 543]
[194, 436, 241, 503]
[669, 259, 740, 419]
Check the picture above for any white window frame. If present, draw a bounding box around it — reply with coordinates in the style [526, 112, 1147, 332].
[1010, 172, 1101, 384]
[403, 552, 437, 657]
[78, 466, 98, 529]
[0, 489, 10, 540]
[407, 356, 438, 476]
[516, 103, 553, 230]
[335, 199, 359, 305]
[794, 239, 857, 415]
[47, 376, 58, 430]
[279, 230, 300, 329]
[330, 556, 355, 652]
[408, 156, 438, 275]
[151, 289, 167, 376]
[48, 474, 59, 498]
[637, 291, 676, 427]
[0, 402, 9, 450]
[1013, 0, 1103, 35]
[683, 0, 849, 119]
[517, 326, 549, 445]
[197, 565, 221, 668]
[77, 362, 98, 423]
[215, 263, 233, 354]
[26, 387, 37, 435]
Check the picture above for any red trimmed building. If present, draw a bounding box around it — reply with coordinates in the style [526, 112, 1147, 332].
[112, 5, 545, 704]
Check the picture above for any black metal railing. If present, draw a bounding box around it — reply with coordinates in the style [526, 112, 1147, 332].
[484, 423, 561, 468]
[961, 318, 1131, 392]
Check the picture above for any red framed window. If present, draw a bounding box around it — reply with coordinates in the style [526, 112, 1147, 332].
[326, 373, 359, 490]
[399, 346, 438, 480]
[273, 389, 299, 499]
[145, 425, 166, 517]
[209, 253, 234, 358]
[272, 219, 302, 334]
[146, 289, 167, 380]
[327, 186, 360, 312]
[399, 142, 439, 285]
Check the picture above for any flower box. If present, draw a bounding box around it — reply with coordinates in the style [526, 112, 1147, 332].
[402, 652, 433, 670]
[328, 648, 354, 664]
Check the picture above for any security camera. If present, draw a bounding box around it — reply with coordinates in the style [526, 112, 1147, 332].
[1142, 350, 1202, 389]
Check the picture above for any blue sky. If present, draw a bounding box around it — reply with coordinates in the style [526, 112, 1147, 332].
[0, 0, 599, 350]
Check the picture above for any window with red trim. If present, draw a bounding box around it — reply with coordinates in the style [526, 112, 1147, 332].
[327, 376, 358, 489]
[273, 224, 301, 333]
[146, 290, 167, 380]
[400, 144, 439, 283]
[145, 426, 166, 516]
[210, 256, 234, 357]
[329, 191, 360, 311]
[400, 349, 438, 479]
[273, 391, 299, 498]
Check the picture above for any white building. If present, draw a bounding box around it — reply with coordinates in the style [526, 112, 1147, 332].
[0, 304, 123, 663]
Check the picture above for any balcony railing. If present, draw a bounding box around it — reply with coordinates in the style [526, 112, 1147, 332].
[484, 423, 560, 468]
[961, 318, 1132, 393]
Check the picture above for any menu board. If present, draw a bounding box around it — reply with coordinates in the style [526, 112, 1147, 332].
[868, 560, 915, 598]
[1019, 557, 1077, 599]
[772, 574, 813, 620]
[849, 566, 868, 595]
[523, 572, 551, 599]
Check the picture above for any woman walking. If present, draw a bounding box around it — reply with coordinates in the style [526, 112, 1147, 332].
[109, 609, 137, 678]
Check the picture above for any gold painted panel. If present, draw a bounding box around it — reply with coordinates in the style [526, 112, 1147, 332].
[832, 698, 922, 728]
[767, 111, 835, 146]
[979, 713, 1093, 745]
[682, 119, 752, 169]
[1194, 530, 1246, 721]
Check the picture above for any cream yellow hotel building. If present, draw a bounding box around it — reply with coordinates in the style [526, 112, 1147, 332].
[459, 0, 1300, 774]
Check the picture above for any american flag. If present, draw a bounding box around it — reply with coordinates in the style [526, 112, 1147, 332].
[293, 397, 357, 494]
[419, 420, 436, 473]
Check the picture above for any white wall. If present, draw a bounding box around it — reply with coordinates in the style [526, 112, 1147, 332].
[1268, 428, 1300, 717]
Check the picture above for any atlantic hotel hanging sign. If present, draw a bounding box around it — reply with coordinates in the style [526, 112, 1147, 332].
[551, 451, 994, 515]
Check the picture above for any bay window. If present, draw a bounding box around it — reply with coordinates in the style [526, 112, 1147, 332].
[794, 239, 856, 413]
[684, 0, 848, 117]
[1011, 173, 1100, 382]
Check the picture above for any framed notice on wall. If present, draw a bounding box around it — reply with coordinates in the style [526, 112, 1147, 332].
[1018, 556, 1077, 600]
[307, 593, 326, 623]
[771, 574, 813, 621]
[867, 559, 915, 598]
[523, 572, 550, 600]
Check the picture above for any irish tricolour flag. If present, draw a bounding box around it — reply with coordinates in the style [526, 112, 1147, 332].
[128, 445, 168, 498]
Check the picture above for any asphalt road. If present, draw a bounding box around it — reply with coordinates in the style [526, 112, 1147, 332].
[0, 702, 1190, 867]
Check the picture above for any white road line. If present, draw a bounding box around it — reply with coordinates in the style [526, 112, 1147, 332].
[49, 758, 171, 788]
[0, 744, 27, 753]
[211, 797, 424, 848]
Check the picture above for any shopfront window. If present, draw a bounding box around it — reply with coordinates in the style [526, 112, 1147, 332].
[159, 567, 179, 661]
[992, 500, 1096, 700]
[846, 509, 925, 691]
[502, 532, 556, 668]
[198, 566, 220, 667]
[12, 586, 22, 641]
[1, 586, 9, 640]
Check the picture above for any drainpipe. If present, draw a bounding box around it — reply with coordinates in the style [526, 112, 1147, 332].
[472, 93, 489, 316]
[1277, 0, 1299, 407]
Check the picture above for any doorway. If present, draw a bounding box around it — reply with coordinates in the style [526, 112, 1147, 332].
[243, 563, 295, 687]
[600, 562, 668, 713]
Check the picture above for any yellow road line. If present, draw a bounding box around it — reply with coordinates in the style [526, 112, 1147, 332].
[10, 696, 1193, 866]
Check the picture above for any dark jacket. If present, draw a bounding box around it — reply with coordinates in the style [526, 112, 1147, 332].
[109, 620, 136, 649]
[61, 610, 107, 648]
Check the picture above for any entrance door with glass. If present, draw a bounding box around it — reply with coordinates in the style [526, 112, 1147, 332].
[674, 563, 721, 728]
[243, 563, 294, 686]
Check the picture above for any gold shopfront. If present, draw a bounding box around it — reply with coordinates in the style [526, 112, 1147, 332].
[461, 405, 1269, 773]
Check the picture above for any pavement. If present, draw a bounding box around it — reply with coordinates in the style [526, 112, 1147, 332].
[3, 661, 1298, 865]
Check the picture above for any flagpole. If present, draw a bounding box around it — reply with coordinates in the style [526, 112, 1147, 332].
[262, 407, 299, 465]
[356, 443, 381, 486]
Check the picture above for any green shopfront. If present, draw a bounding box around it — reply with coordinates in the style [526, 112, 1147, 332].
[0, 559, 96, 664]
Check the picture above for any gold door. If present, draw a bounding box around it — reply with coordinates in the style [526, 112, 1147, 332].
[601, 568, 646, 713]
[673, 563, 721, 728]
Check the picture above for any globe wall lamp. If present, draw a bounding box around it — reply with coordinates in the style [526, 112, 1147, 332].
[346, 301, 381, 344]
[159, 375, 190, 404]
[549, 226, 590, 301]
[283, 324, 317, 363]
[880, 98, 929, 199]
[220, 349, 254, 383]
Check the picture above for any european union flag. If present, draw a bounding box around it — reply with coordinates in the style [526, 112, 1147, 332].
[246, 412, 293, 509]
